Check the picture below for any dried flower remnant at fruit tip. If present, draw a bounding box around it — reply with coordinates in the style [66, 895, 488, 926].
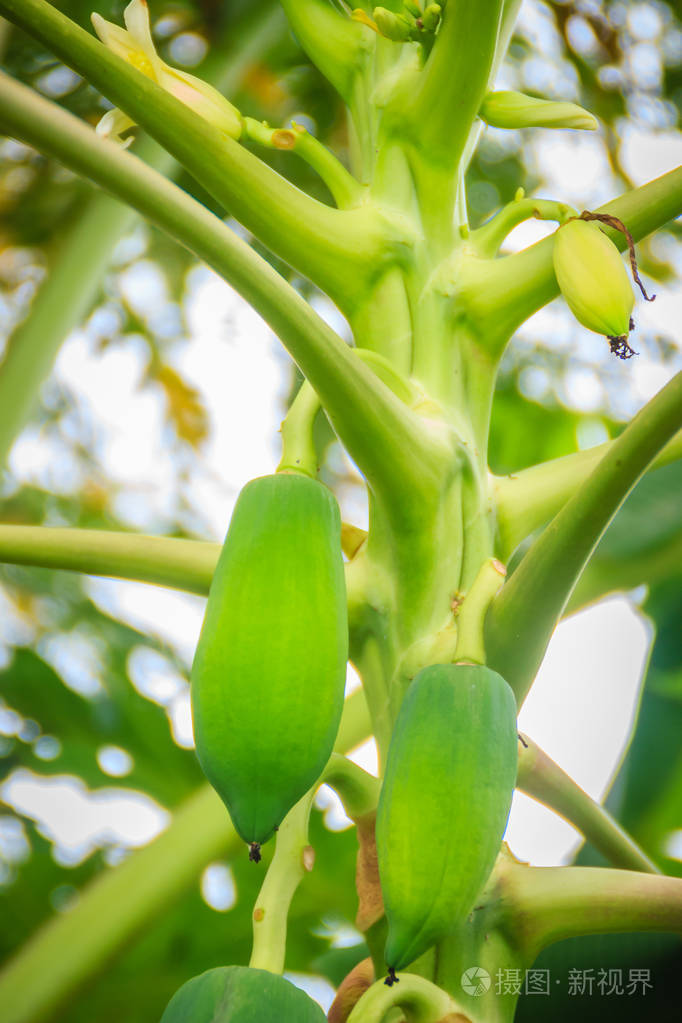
[580, 211, 655, 362]
[249, 842, 262, 863]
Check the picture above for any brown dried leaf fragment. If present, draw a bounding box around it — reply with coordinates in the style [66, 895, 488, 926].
[327, 957, 374, 1023]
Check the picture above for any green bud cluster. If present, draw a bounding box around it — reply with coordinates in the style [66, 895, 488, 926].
[352, 3, 442, 44]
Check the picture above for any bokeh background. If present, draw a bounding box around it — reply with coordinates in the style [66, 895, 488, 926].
[0, 1, 681, 1019]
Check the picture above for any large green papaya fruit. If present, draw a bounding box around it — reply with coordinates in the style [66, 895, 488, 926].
[191, 473, 348, 859]
[376, 663, 517, 975]
[160, 965, 327, 1022]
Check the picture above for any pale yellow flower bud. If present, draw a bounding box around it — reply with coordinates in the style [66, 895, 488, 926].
[91, 0, 241, 144]
[480, 91, 598, 131]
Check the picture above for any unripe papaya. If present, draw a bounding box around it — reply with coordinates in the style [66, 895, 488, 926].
[376, 663, 517, 973]
[160, 965, 327, 1022]
[191, 473, 348, 858]
[553, 219, 634, 340]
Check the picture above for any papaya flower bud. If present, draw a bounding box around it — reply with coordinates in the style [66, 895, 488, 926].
[372, 7, 415, 42]
[421, 5, 442, 31]
[553, 219, 635, 348]
[351, 9, 381, 33]
[91, 0, 242, 145]
[480, 90, 598, 131]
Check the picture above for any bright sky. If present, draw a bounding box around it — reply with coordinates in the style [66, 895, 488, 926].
[0, 0, 681, 1010]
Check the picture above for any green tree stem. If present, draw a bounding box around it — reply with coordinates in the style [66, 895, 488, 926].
[503, 861, 682, 962]
[485, 371, 682, 704]
[0, 71, 444, 514]
[249, 788, 318, 974]
[454, 556, 507, 663]
[277, 379, 321, 477]
[0, 0, 401, 314]
[0, 525, 219, 595]
[0, 687, 371, 1023]
[411, 0, 505, 172]
[249, 753, 379, 974]
[493, 428, 682, 558]
[517, 734, 660, 874]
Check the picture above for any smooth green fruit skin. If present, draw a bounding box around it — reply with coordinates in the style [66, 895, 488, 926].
[160, 965, 327, 1022]
[377, 663, 518, 972]
[191, 473, 348, 847]
[553, 219, 634, 337]
[480, 90, 598, 130]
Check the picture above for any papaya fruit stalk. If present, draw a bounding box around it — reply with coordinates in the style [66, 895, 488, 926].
[0, 2, 681, 1023]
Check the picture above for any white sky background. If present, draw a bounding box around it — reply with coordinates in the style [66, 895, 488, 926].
[0, 0, 682, 1008]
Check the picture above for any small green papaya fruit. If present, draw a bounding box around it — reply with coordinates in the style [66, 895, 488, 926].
[553, 218, 634, 340]
[191, 473, 348, 858]
[160, 965, 327, 1022]
[376, 663, 517, 973]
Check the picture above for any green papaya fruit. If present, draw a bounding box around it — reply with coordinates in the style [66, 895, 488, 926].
[376, 663, 517, 974]
[553, 218, 634, 340]
[160, 965, 327, 1022]
[191, 473, 348, 859]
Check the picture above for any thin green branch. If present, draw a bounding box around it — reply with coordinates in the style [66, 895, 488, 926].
[517, 734, 659, 874]
[0, 0, 404, 314]
[454, 556, 506, 663]
[0, 71, 443, 513]
[243, 117, 364, 210]
[250, 787, 318, 974]
[277, 379, 321, 478]
[460, 165, 682, 349]
[471, 196, 575, 259]
[503, 860, 682, 962]
[0, 686, 371, 1023]
[485, 372, 682, 705]
[250, 752, 379, 974]
[0, 525, 219, 594]
[493, 427, 682, 558]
